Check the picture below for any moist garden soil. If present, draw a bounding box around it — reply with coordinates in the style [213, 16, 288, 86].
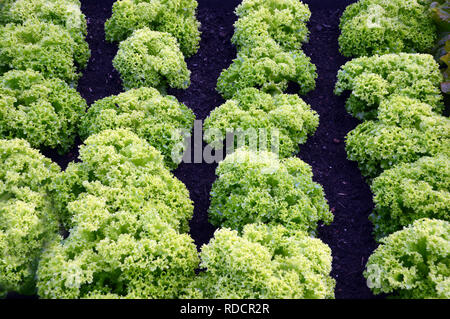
[27, 0, 382, 299]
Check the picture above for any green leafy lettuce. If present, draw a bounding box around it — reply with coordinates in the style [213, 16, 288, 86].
[217, 38, 316, 99]
[184, 223, 335, 299]
[105, 0, 200, 57]
[50, 129, 194, 232]
[113, 28, 191, 91]
[0, 69, 87, 153]
[80, 87, 195, 170]
[0, 19, 81, 83]
[365, 218, 450, 299]
[4, 0, 89, 68]
[370, 155, 450, 240]
[335, 53, 444, 120]
[209, 148, 332, 235]
[0, 139, 60, 297]
[339, 0, 437, 57]
[346, 95, 450, 177]
[204, 88, 318, 158]
[233, 0, 311, 51]
[37, 129, 198, 299]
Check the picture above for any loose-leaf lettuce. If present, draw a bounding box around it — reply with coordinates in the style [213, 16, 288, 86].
[80, 87, 195, 170]
[339, 0, 436, 57]
[365, 218, 450, 299]
[0, 70, 87, 153]
[0, 139, 60, 297]
[184, 224, 335, 299]
[209, 148, 332, 234]
[335, 53, 444, 120]
[105, 0, 200, 57]
[113, 28, 190, 91]
[370, 155, 450, 240]
[346, 95, 450, 177]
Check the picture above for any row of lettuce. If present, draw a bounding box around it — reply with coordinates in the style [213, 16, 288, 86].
[197, 0, 336, 298]
[336, 0, 449, 298]
[0, 0, 337, 299]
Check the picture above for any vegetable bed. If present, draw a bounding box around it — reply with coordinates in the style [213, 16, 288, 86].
[2, 0, 448, 299]
[60, 0, 378, 299]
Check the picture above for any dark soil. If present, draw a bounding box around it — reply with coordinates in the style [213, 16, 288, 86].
[25, 0, 380, 299]
[298, 0, 380, 299]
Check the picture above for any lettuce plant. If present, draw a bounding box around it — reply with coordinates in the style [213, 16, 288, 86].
[0, 20, 81, 83]
[209, 148, 332, 234]
[0, 70, 87, 153]
[346, 95, 450, 177]
[50, 129, 194, 233]
[339, 0, 437, 57]
[4, 0, 90, 68]
[335, 53, 444, 120]
[113, 28, 190, 91]
[184, 224, 335, 299]
[365, 218, 450, 299]
[0, 139, 60, 297]
[105, 0, 200, 57]
[233, 0, 311, 51]
[370, 155, 449, 240]
[37, 198, 199, 299]
[37, 129, 198, 298]
[80, 88, 195, 170]
[204, 88, 318, 158]
[217, 39, 316, 99]
[0, 0, 15, 24]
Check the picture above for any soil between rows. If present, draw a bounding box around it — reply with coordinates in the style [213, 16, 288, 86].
[40, 0, 379, 299]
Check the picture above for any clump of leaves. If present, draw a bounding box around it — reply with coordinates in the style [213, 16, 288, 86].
[0, 139, 60, 297]
[113, 28, 190, 91]
[0, 20, 82, 83]
[345, 95, 450, 177]
[37, 129, 198, 299]
[208, 148, 332, 235]
[105, 0, 200, 57]
[370, 155, 450, 240]
[217, 39, 316, 99]
[3, 0, 90, 68]
[204, 88, 318, 158]
[184, 224, 335, 299]
[50, 129, 194, 232]
[365, 218, 450, 299]
[335, 53, 443, 120]
[338, 0, 437, 57]
[0, 69, 87, 153]
[232, 0, 311, 51]
[80, 87, 195, 170]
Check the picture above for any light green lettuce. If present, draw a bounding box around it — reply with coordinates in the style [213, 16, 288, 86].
[0, 69, 87, 153]
[105, 0, 200, 57]
[80, 87, 195, 170]
[335, 53, 443, 120]
[346, 95, 450, 177]
[365, 218, 450, 299]
[0, 139, 60, 297]
[184, 224, 335, 299]
[209, 148, 332, 235]
[339, 0, 436, 57]
[217, 39, 316, 99]
[370, 155, 450, 240]
[233, 0, 311, 51]
[113, 28, 190, 91]
[50, 129, 193, 232]
[204, 88, 318, 158]
[5, 0, 89, 68]
[0, 20, 81, 83]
